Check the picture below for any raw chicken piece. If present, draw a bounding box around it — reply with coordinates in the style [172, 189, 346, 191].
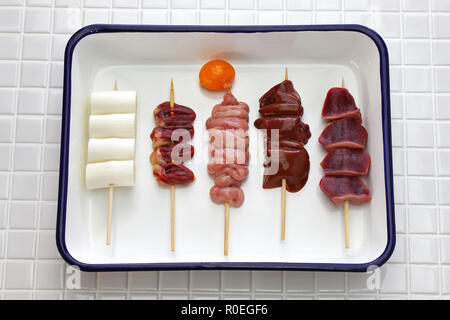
[154, 101, 196, 126]
[206, 117, 249, 131]
[210, 185, 245, 208]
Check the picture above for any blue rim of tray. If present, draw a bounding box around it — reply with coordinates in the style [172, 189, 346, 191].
[57, 24, 395, 272]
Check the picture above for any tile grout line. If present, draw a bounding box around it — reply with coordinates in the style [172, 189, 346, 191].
[196, 0, 200, 25]
[225, 0, 229, 25]
[168, 0, 172, 25]
[138, 0, 143, 25]
[254, 0, 257, 25]
[1, 0, 27, 299]
[31, 0, 56, 298]
[312, 0, 316, 24]
[398, 0, 413, 299]
[428, 0, 443, 298]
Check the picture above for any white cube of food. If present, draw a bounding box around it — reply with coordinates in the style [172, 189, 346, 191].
[91, 91, 136, 114]
[89, 113, 135, 138]
[87, 138, 135, 163]
[86, 160, 135, 190]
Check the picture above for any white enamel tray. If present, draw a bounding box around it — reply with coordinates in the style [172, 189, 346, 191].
[57, 25, 395, 271]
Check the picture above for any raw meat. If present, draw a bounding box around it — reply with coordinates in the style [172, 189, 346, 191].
[322, 87, 362, 122]
[154, 101, 196, 126]
[318, 117, 368, 150]
[210, 185, 245, 208]
[320, 148, 370, 176]
[263, 147, 310, 193]
[152, 163, 195, 185]
[319, 175, 371, 205]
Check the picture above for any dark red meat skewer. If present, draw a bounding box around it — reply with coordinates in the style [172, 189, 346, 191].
[151, 100, 196, 186]
[254, 79, 311, 192]
[319, 86, 371, 206]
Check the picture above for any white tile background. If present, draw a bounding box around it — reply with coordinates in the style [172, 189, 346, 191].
[0, 0, 449, 300]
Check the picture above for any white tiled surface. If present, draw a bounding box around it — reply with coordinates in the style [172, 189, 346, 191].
[0, 0, 449, 300]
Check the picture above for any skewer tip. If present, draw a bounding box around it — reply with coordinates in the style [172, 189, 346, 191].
[169, 79, 175, 108]
[341, 76, 345, 88]
[114, 80, 118, 91]
[285, 67, 288, 81]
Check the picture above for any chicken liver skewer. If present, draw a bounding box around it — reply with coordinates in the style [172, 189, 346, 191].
[254, 68, 311, 240]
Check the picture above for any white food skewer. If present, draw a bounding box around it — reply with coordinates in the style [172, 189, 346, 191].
[107, 80, 119, 245]
[86, 80, 137, 245]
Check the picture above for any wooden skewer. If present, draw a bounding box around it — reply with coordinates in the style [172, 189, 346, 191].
[224, 88, 230, 254]
[341, 76, 350, 249]
[170, 185, 175, 251]
[281, 67, 288, 240]
[281, 179, 286, 240]
[170, 79, 175, 252]
[223, 84, 234, 254]
[106, 80, 119, 245]
[343, 194, 350, 247]
[224, 202, 229, 255]
[107, 183, 113, 245]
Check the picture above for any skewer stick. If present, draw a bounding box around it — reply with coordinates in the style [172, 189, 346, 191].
[344, 200, 349, 248]
[223, 85, 234, 254]
[224, 202, 229, 255]
[106, 81, 119, 245]
[341, 76, 350, 249]
[171, 184, 175, 251]
[281, 179, 286, 240]
[281, 67, 289, 240]
[107, 183, 113, 245]
[170, 79, 175, 252]
[224, 86, 230, 253]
